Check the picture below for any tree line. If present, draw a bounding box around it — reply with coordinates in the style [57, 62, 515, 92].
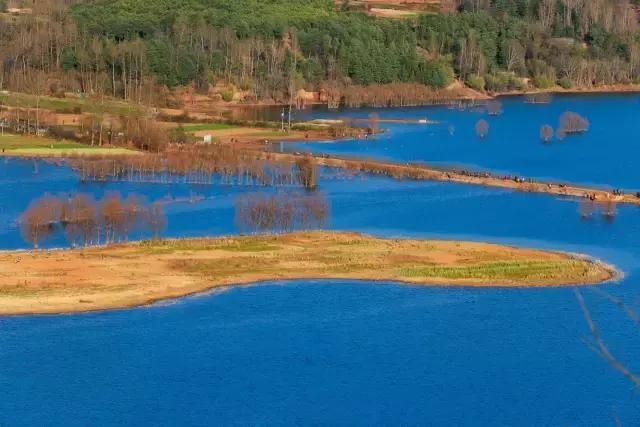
[69, 146, 318, 190]
[235, 192, 329, 234]
[20, 192, 166, 249]
[2, 0, 640, 106]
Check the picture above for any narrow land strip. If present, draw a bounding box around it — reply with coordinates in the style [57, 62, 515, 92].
[0, 232, 615, 315]
[0, 134, 141, 157]
[261, 151, 640, 206]
[1, 130, 636, 206]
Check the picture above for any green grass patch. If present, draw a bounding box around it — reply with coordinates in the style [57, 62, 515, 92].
[215, 239, 278, 252]
[399, 261, 581, 281]
[5, 147, 140, 157]
[0, 134, 140, 156]
[174, 256, 272, 278]
[139, 238, 277, 253]
[180, 123, 237, 132]
[0, 134, 86, 150]
[0, 92, 142, 115]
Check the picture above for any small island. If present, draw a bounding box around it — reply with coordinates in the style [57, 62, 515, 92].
[0, 232, 615, 315]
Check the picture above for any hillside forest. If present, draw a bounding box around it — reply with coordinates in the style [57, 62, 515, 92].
[2, 0, 640, 106]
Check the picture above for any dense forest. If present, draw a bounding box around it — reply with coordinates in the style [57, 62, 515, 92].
[1, 0, 640, 105]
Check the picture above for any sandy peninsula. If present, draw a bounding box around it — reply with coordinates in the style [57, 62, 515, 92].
[0, 231, 615, 315]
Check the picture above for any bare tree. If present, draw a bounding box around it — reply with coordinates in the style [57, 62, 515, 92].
[75, 194, 98, 247]
[368, 112, 380, 134]
[145, 201, 167, 240]
[475, 119, 489, 139]
[121, 195, 143, 240]
[100, 193, 124, 244]
[556, 128, 567, 141]
[296, 155, 318, 190]
[20, 192, 166, 247]
[600, 199, 617, 221]
[559, 112, 590, 134]
[578, 199, 595, 219]
[487, 100, 503, 116]
[539, 0, 556, 30]
[504, 39, 525, 72]
[20, 195, 59, 249]
[525, 93, 552, 104]
[235, 192, 329, 234]
[540, 124, 554, 143]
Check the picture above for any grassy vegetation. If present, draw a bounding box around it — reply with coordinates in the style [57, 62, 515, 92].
[369, 9, 419, 19]
[138, 237, 277, 253]
[0, 134, 140, 156]
[0, 92, 143, 115]
[6, 147, 140, 157]
[399, 261, 583, 281]
[180, 123, 237, 132]
[0, 134, 85, 150]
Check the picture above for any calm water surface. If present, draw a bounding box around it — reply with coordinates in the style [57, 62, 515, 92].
[292, 94, 640, 189]
[1, 96, 639, 426]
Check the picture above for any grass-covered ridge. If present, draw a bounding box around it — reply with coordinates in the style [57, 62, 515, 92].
[0, 231, 615, 315]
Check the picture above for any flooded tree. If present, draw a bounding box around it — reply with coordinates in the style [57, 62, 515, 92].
[475, 119, 489, 139]
[72, 145, 316, 190]
[559, 112, 589, 134]
[66, 194, 98, 247]
[121, 195, 144, 241]
[578, 199, 595, 219]
[101, 193, 125, 244]
[295, 155, 318, 190]
[487, 100, 502, 116]
[540, 124, 554, 143]
[525, 93, 552, 104]
[600, 199, 617, 222]
[235, 192, 329, 234]
[368, 112, 380, 134]
[20, 193, 165, 247]
[146, 201, 167, 240]
[20, 195, 61, 249]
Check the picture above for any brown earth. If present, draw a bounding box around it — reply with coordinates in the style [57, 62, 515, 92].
[0, 231, 615, 315]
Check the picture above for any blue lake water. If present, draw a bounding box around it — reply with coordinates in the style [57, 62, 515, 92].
[1, 96, 640, 426]
[292, 94, 640, 190]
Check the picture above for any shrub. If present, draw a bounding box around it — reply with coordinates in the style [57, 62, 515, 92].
[169, 125, 189, 144]
[485, 73, 524, 92]
[420, 60, 454, 89]
[220, 89, 234, 103]
[532, 75, 555, 89]
[558, 77, 573, 89]
[466, 74, 486, 91]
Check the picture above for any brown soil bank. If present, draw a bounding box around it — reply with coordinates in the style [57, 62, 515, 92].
[0, 232, 614, 315]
